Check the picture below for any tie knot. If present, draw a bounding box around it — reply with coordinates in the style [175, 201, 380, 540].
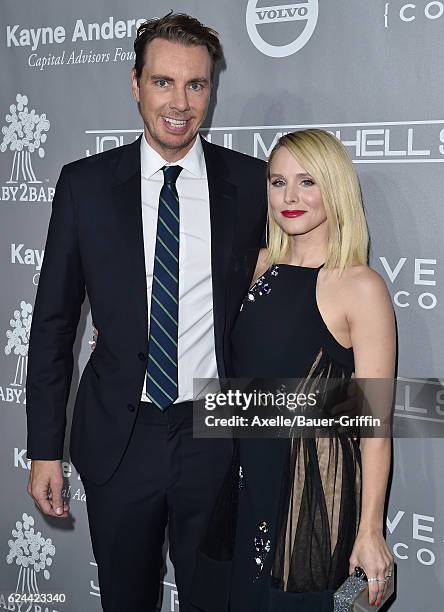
[163, 165, 183, 185]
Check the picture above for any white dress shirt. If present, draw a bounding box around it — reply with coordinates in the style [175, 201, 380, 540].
[139, 133, 218, 403]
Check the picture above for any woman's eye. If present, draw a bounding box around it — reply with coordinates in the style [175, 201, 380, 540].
[271, 179, 285, 187]
[302, 179, 314, 187]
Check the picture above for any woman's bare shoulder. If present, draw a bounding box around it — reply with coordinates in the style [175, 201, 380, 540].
[341, 265, 388, 295]
[325, 265, 393, 318]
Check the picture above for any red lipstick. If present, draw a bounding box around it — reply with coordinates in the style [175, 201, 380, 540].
[281, 210, 306, 218]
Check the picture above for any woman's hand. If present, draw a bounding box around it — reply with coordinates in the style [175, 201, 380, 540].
[349, 527, 393, 607]
[88, 325, 98, 351]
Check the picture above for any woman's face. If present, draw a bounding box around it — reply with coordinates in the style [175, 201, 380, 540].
[268, 146, 327, 236]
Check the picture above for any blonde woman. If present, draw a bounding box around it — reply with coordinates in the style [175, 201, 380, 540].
[191, 129, 395, 612]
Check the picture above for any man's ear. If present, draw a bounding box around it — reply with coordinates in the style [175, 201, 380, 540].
[131, 69, 140, 103]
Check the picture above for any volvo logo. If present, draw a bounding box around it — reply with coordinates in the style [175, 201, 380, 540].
[246, 1, 319, 57]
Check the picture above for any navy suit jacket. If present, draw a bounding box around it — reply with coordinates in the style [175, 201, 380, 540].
[26, 135, 267, 485]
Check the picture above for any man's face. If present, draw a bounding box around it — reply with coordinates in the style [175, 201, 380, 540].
[131, 38, 212, 161]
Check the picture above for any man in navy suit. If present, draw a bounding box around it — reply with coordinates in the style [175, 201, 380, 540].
[26, 12, 266, 611]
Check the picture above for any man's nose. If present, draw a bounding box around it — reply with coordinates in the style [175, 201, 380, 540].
[169, 87, 190, 113]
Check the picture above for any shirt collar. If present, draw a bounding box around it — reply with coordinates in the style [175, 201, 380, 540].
[140, 132, 206, 179]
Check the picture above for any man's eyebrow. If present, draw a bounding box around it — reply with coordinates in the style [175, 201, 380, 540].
[188, 77, 209, 83]
[150, 75, 209, 84]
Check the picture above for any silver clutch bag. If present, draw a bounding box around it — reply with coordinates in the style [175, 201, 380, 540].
[333, 566, 395, 612]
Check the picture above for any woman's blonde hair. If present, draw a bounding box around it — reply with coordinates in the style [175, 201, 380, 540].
[266, 128, 369, 273]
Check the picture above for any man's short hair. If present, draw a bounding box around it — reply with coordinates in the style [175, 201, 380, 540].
[133, 11, 224, 81]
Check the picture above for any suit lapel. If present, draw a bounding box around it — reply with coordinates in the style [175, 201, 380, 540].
[201, 136, 237, 376]
[111, 135, 148, 339]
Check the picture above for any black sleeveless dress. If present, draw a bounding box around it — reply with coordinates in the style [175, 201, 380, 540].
[191, 263, 362, 612]
[229, 263, 362, 612]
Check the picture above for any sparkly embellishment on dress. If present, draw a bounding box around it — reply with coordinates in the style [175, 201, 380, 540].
[239, 465, 244, 490]
[253, 520, 271, 580]
[240, 265, 279, 311]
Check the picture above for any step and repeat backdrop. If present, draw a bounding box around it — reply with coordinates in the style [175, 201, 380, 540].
[1, 1, 444, 611]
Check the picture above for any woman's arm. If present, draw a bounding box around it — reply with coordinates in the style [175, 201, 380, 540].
[345, 266, 396, 607]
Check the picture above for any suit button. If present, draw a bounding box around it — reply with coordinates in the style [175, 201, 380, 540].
[138, 352, 146, 362]
[127, 404, 135, 412]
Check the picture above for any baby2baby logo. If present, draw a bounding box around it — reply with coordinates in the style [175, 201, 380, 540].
[1, 93, 54, 205]
[1, 512, 63, 612]
[1, 300, 32, 406]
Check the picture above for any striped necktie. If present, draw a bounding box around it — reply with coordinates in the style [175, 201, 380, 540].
[146, 165, 183, 410]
